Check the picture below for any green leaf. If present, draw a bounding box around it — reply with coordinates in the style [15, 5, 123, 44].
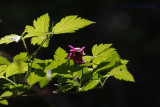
[45, 47, 68, 70]
[81, 68, 93, 81]
[32, 58, 52, 70]
[52, 15, 95, 34]
[52, 63, 72, 78]
[80, 80, 100, 91]
[27, 69, 46, 86]
[24, 13, 50, 47]
[0, 91, 12, 105]
[8, 84, 29, 95]
[39, 77, 50, 88]
[54, 47, 68, 65]
[58, 79, 79, 92]
[0, 56, 10, 65]
[0, 34, 21, 45]
[5, 62, 28, 77]
[82, 56, 93, 62]
[108, 65, 135, 82]
[93, 61, 115, 76]
[24, 13, 50, 38]
[5, 52, 28, 77]
[0, 100, 8, 105]
[60, 84, 73, 92]
[92, 44, 120, 68]
[13, 52, 28, 62]
[0, 65, 7, 78]
[92, 44, 112, 56]
[31, 37, 50, 47]
[0, 91, 13, 98]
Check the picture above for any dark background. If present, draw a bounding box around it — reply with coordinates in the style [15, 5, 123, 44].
[0, 0, 160, 107]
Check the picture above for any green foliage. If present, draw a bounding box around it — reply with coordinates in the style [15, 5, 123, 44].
[108, 64, 135, 82]
[0, 65, 7, 78]
[0, 34, 21, 45]
[92, 44, 120, 68]
[24, 13, 50, 47]
[0, 56, 10, 65]
[80, 80, 100, 91]
[24, 13, 50, 38]
[27, 70, 46, 86]
[0, 91, 13, 105]
[0, 13, 134, 105]
[92, 44, 112, 56]
[52, 15, 95, 34]
[5, 52, 28, 77]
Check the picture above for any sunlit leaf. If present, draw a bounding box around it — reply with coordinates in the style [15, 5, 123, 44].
[108, 65, 135, 82]
[80, 79, 100, 91]
[52, 15, 95, 34]
[0, 34, 21, 45]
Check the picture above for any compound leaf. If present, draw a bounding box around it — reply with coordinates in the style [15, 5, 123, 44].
[52, 15, 95, 34]
[24, 13, 50, 47]
[24, 13, 50, 38]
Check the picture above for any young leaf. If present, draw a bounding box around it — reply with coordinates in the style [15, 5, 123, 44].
[0, 34, 21, 45]
[108, 65, 135, 82]
[52, 15, 95, 34]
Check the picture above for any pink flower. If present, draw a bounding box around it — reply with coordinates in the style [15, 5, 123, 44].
[65, 45, 85, 64]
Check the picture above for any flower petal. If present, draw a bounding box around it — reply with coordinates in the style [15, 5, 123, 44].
[65, 52, 73, 59]
[68, 45, 79, 51]
[81, 46, 85, 52]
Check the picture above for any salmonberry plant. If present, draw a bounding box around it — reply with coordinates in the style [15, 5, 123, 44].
[0, 13, 134, 105]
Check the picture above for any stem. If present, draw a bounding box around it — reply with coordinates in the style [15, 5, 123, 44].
[4, 76, 17, 85]
[24, 34, 54, 81]
[22, 37, 29, 56]
[103, 75, 110, 85]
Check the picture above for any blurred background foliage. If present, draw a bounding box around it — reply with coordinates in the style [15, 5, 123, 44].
[0, 0, 160, 107]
